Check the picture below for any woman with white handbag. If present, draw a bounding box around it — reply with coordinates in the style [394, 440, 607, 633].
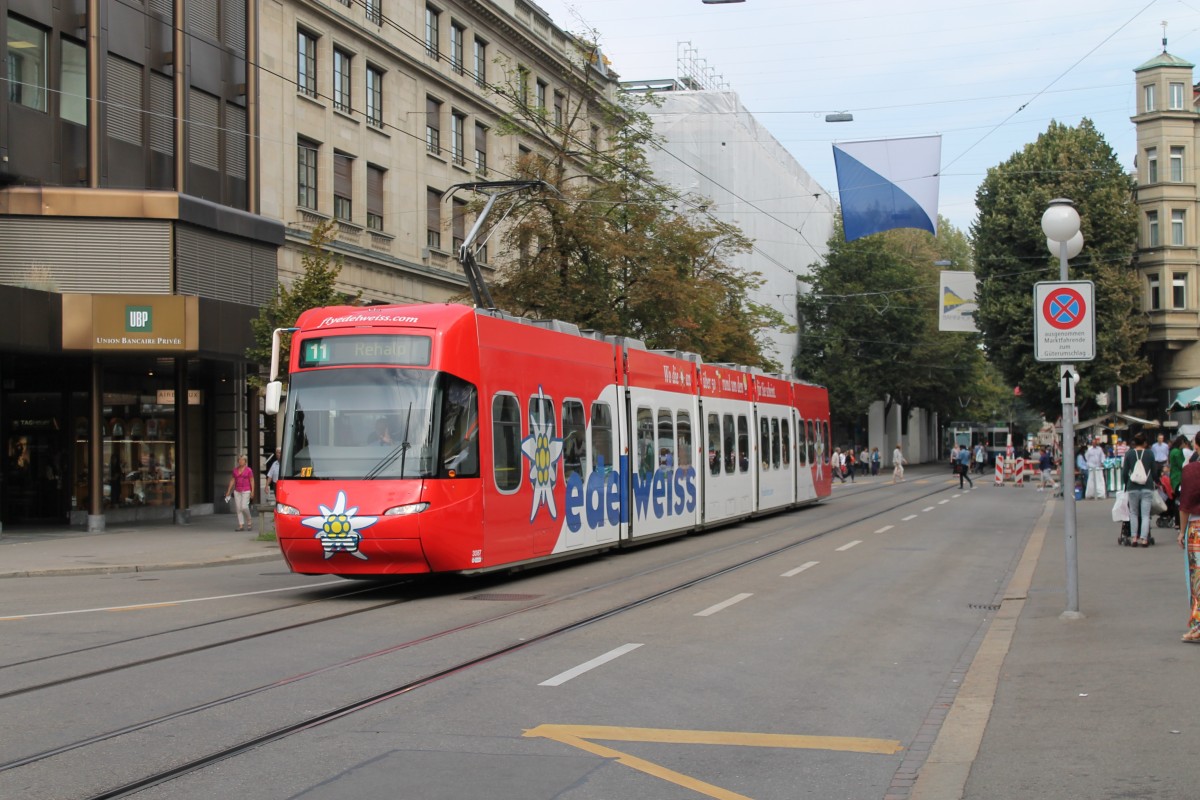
[1122, 432, 1158, 547]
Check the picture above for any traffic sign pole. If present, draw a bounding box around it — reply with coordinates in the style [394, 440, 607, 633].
[1056, 255, 1081, 618]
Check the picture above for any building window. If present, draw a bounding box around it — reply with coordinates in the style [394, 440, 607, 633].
[426, 97, 441, 154]
[536, 79, 547, 111]
[473, 37, 487, 87]
[1144, 83, 1156, 113]
[297, 29, 318, 98]
[7, 15, 48, 111]
[365, 0, 381, 25]
[450, 23, 465, 74]
[450, 111, 465, 165]
[425, 5, 440, 58]
[333, 152, 353, 221]
[474, 122, 488, 174]
[1147, 147, 1158, 183]
[1173, 209, 1186, 245]
[297, 138, 318, 209]
[452, 197, 467, 250]
[1148, 210, 1160, 247]
[427, 187, 442, 249]
[553, 91, 564, 129]
[333, 48, 352, 113]
[1171, 146, 1184, 182]
[516, 65, 529, 106]
[367, 164, 384, 231]
[61, 38, 87, 125]
[1170, 81, 1185, 110]
[1150, 273, 1161, 310]
[1174, 272, 1188, 308]
[590, 124, 600, 152]
[366, 65, 383, 127]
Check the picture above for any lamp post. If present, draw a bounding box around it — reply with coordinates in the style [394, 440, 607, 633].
[1041, 198, 1084, 618]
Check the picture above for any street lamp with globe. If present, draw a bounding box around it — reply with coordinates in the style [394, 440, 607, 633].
[1041, 198, 1084, 618]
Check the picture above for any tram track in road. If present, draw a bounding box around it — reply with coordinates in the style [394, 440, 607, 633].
[9, 479, 956, 800]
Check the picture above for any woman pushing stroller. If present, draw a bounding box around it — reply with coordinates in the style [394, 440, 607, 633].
[1122, 432, 1161, 547]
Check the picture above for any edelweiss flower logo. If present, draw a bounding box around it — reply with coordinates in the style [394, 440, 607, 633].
[301, 490, 377, 560]
[520, 386, 564, 521]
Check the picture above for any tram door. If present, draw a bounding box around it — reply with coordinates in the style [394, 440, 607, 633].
[4, 393, 66, 524]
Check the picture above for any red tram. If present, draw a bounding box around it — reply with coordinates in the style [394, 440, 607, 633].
[265, 303, 831, 577]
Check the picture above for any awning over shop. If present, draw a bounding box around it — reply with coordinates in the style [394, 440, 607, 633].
[1167, 386, 1200, 411]
[1060, 412, 1166, 432]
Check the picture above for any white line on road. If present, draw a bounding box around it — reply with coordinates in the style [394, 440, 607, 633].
[922, 506, 935, 512]
[952, 494, 961, 498]
[695, 593, 754, 617]
[874, 525, 894, 534]
[836, 540, 862, 552]
[902, 514, 918, 521]
[539, 643, 644, 687]
[782, 561, 820, 577]
[0, 580, 348, 621]
[938, 499, 950, 505]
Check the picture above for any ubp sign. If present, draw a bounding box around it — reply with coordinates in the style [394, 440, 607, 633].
[126, 306, 152, 332]
[1034, 281, 1095, 362]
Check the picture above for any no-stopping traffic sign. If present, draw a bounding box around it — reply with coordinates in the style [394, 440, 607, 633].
[1034, 281, 1095, 361]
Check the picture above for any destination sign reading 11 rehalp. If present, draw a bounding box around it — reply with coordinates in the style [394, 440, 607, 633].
[299, 334, 432, 368]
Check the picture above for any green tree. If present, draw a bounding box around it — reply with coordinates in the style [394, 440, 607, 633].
[973, 119, 1147, 418]
[480, 43, 785, 369]
[247, 221, 360, 387]
[795, 215, 990, 431]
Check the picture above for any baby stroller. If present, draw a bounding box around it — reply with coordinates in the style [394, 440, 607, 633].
[1114, 490, 1157, 547]
[1155, 473, 1177, 531]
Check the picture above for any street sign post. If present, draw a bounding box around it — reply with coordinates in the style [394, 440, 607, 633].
[1034, 281, 1095, 362]
[1060, 365, 1079, 404]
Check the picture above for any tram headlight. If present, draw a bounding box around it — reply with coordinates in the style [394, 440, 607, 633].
[383, 502, 430, 516]
[276, 503, 300, 515]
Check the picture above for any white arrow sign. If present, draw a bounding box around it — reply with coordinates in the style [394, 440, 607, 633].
[1060, 366, 1080, 405]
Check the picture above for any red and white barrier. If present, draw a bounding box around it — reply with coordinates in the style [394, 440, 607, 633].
[994, 456, 1005, 486]
[1012, 457, 1024, 487]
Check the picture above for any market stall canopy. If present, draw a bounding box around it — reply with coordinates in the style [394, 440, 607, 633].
[1168, 385, 1200, 411]
[1059, 411, 1166, 431]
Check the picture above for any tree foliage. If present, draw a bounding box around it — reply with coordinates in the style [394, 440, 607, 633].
[795, 215, 994, 430]
[973, 119, 1146, 418]
[478, 43, 786, 370]
[247, 221, 360, 387]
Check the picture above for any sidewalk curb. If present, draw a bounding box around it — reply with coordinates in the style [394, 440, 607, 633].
[0, 550, 283, 579]
[909, 498, 1054, 800]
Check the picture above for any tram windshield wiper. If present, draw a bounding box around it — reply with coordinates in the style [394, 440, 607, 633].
[364, 403, 415, 480]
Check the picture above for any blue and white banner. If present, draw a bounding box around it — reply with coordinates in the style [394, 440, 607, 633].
[938, 270, 978, 333]
[832, 135, 941, 242]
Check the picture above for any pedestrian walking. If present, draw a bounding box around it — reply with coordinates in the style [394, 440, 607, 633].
[1037, 447, 1057, 492]
[1085, 437, 1107, 500]
[974, 443, 986, 475]
[860, 447, 870, 477]
[225, 454, 256, 532]
[1176, 433, 1200, 643]
[870, 447, 880, 476]
[845, 448, 856, 482]
[832, 447, 846, 483]
[891, 444, 906, 483]
[266, 447, 281, 498]
[1122, 433, 1158, 547]
[957, 444, 974, 488]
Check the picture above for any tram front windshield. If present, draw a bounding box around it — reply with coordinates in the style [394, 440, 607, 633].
[282, 367, 477, 480]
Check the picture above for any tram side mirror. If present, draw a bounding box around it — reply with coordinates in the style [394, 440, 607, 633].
[265, 381, 283, 415]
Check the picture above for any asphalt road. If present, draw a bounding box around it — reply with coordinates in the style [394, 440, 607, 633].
[0, 472, 1039, 800]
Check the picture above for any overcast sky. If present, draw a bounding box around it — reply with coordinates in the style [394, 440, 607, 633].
[530, 0, 1193, 236]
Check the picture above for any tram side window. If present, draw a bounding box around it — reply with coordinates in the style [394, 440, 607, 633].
[822, 421, 831, 464]
[657, 408, 674, 469]
[529, 394, 556, 437]
[562, 399, 586, 482]
[492, 394, 521, 492]
[438, 375, 478, 477]
[722, 414, 736, 474]
[797, 416, 807, 466]
[737, 415, 750, 473]
[806, 419, 816, 465]
[676, 411, 692, 468]
[781, 418, 791, 467]
[636, 406, 654, 478]
[759, 417, 770, 471]
[590, 401, 613, 473]
[771, 418, 781, 468]
[707, 413, 721, 476]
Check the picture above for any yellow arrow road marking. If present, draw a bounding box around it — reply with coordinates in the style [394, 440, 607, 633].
[525, 724, 903, 800]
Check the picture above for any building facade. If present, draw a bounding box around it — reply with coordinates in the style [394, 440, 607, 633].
[0, 0, 283, 529]
[259, 0, 620, 306]
[1132, 47, 1200, 417]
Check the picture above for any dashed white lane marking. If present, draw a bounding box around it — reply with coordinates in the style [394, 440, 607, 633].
[0, 581, 347, 622]
[695, 593, 754, 617]
[836, 540, 862, 552]
[539, 643, 644, 687]
[922, 506, 935, 512]
[952, 494, 962, 498]
[875, 525, 894, 534]
[938, 499, 950, 505]
[901, 514, 918, 521]
[782, 561, 820, 577]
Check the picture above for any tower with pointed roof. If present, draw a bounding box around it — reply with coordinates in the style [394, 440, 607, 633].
[1132, 35, 1200, 415]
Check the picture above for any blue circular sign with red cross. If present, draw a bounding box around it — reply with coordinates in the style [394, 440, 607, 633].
[1042, 287, 1086, 330]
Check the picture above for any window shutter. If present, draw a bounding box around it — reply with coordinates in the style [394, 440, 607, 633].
[367, 166, 384, 217]
[334, 153, 353, 199]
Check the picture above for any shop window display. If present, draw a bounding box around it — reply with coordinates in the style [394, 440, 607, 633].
[74, 398, 177, 510]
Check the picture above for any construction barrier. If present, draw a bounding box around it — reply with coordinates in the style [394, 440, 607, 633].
[992, 456, 1029, 487]
[1012, 456, 1025, 487]
[994, 456, 1005, 486]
